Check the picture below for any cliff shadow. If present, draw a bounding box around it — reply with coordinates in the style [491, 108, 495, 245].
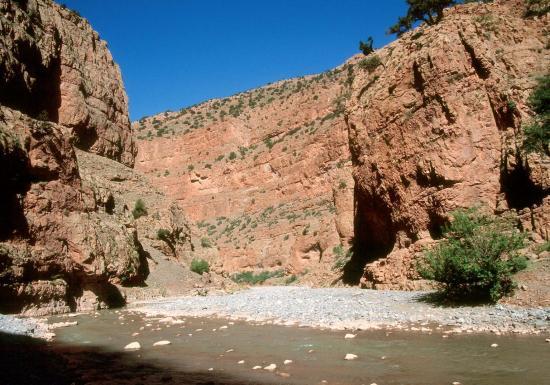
[0, 331, 262, 385]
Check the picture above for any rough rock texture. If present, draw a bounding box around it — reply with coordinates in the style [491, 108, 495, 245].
[136, 0, 548, 293]
[135, 70, 354, 283]
[346, 0, 549, 289]
[0, 0, 140, 315]
[0, 0, 136, 166]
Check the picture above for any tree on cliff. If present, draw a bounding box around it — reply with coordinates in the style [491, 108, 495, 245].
[358, 36, 374, 56]
[389, 0, 457, 36]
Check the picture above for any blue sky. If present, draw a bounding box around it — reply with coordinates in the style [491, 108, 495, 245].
[60, 1, 406, 120]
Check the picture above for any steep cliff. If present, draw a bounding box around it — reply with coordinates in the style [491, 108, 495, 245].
[0, 0, 144, 315]
[136, 0, 548, 290]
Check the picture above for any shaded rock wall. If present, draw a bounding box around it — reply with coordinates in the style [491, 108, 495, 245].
[346, 0, 549, 289]
[0, 0, 143, 315]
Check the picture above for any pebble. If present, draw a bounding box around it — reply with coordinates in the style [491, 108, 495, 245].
[284, 359, 293, 365]
[545, 338, 550, 343]
[452, 382, 462, 385]
[263, 363, 277, 371]
[226, 348, 234, 353]
[279, 372, 291, 378]
[124, 342, 141, 350]
[491, 343, 498, 348]
[50, 321, 78, 329]
[252, 366, 262, 370]
[220, 325, 228, 329]
[131, 332, 140, 337]
[344, 333, 356, 339]
[238, 360, 245, 364]
[153, 340, 171, 346]
[344, 353, 358, 360]
[208, 368, 213, 371]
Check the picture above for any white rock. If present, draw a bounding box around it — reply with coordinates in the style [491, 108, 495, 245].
[344, 333, 356, 339]
[131, 332, 139, 337]
[208, 368, 213, 371]
[124, 342, 141, 350]
[252, 366, 262, 370]
[344, 353, 358, 360]
[263, 363, 277, 371]
[226, 348, 234, 353]
[545, 338, 550, 343]
[153, 340, 171, 346]
[452, 382, 462, 385]
[220, 325, 228, 329]
[283, 359, 293, 365]
[238, 360, 245, 364]
[491, 343, 498, 348]
[50, 321, 78, 329]
[195, 328, 203, 332]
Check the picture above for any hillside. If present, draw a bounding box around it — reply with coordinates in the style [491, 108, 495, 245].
[135, 0, 549, 297]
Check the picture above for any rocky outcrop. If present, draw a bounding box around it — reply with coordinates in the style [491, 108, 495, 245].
[0, 0, 142, 315]
[0, 0, 135, 166]
[346, 0, 549, 289]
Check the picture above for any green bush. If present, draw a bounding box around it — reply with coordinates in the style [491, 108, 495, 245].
[229, 151, 237, 160]
[132, 199, 148, 219]
[523, 75, 549, 155]
[190, 259, 210, 275]
[524, 0, 550, 17]
[157, 228, 171, 241]
[358, 55, 382, 73]
[417, 208, 527, 302]
[201, 237, 213, 248]
[231, 270, 284, 284]
[359, 36, 374, 55]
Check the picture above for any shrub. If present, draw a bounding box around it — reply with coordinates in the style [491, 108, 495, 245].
[389, 0, 457, 36]
[229, 151, 237, 160]
[231, 270, 284, 284]
[523, 75, 549, 155]
[201, 237, 213, 248]
[132, 199, 148, 219]
[190, 259, 210, 275]
[332, 246, 353, 271]
[157, 228, 171, 241]
[358, 55, 382, 73]
[359, 36, 374, 55]
[524, 0, 550, 17]
[417, 208, 527, 302]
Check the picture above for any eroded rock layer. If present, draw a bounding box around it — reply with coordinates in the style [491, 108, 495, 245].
[137, 0, 548, 289]
[0, 0, 141, 315]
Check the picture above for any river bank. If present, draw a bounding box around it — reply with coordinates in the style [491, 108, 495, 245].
[131, 286, 550, 335]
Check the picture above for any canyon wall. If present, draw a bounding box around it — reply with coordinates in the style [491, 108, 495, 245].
[137, 0, 548, 288]
[0, 0, 182, 315]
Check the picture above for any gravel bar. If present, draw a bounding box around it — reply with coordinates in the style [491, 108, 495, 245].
[131, 286, 550, 334]
[0, 314, 54, 340]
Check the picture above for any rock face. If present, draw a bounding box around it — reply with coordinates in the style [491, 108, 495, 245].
[136, 0, 548, 289]
[135, 69, 354, 282]
[0, 0, 135, 166]
[0, 0, 141, 315]
[346, 0, 549, 289]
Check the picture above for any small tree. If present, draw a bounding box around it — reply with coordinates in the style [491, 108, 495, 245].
[389, 0, 457, 36]
[132, 199, 148, 219]
[417, 208, 527, 302]
[358, 36, 374, 56]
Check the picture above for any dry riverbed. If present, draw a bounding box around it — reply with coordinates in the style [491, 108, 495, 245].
[130, 286, 550, 335]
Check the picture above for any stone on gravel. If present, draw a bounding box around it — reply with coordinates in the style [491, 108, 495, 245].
[491, 343, 498, 348]
[344, 333, 356, 339]
[238, 360, 245, 364]
[252, 366, 262, 370]
[124, 342, 141, 350]
[153, 340, 171, 346]
[284, 359, 293, 365]
[344, 353, 358, 360]
[263, 363, 277, 371]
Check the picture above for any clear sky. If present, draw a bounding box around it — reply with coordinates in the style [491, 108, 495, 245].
[60, 1, 406, 121]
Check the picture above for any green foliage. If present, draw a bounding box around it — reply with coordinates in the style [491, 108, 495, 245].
[332, 245, 353, 271]
[359, 36, 374, 55]
[201, 237, 213, 248]
[229, 151, 237, 160]
[338, 180, 347, 190]
[187, 164, 195, 171]
[231, 270, 284, 284]
[132, 199, 148, 219]
[523, 75, 549, 155]
[389, 0, 457, 36]
[285, 275, 298, 284]
[524, 0, 550, 16]
[190, 259, 210, 275]
[417, 208, 527, 302]
[156, 228, 171, 241]
[358, 55, 382, 73]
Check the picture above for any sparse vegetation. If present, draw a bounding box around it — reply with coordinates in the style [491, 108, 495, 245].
[332, 245, 353, 271]
[231, 270, 284, 284]
[417, 208, 527, 302]
[358, 55, 382, 73]
[523, 75, 549, 155]
[190, 259, 210, 275]
[359, 36, 374, 55]
[201, 237, 213, 248]
[524, 0, 550, 17]
[389, 0, 459, 36]
[132, 199, 148, 219]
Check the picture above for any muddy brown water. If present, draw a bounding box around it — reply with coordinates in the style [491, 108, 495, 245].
[47, 310, 549, 385]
